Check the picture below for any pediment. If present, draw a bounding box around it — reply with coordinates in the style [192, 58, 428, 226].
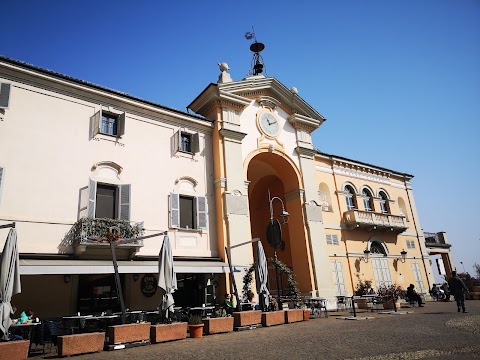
[188, 76, 326, 127]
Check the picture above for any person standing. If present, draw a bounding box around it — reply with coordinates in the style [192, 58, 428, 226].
[448, 271, 469, 313]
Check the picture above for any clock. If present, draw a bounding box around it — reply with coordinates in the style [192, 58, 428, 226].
[259, 113, 280, 137]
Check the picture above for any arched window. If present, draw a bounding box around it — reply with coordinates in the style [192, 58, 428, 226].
[370, 241, 386, 255]
[379, 190, 390, 214]
[344, 185, 357, 210]
[362, 188, 374, 212]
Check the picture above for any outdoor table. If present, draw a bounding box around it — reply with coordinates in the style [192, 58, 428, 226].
[84, 314, 119, 334]
[240, 302, 256, 311]
[190, 306, 215, 318]
[62, 315, 93, 334]
[305, 297, 328, 317]
[10, 322, 43, 354]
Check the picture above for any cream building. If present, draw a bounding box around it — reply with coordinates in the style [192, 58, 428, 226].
[0, 53, 452, 318]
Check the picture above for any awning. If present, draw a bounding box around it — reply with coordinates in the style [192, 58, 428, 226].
[19, 259, 243, 275]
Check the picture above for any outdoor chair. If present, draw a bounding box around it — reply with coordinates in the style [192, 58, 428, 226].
[30, 323, 46, 354]
[44, 320, 62, 352]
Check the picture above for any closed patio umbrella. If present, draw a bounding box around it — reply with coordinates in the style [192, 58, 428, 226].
[255, 240, 270, 311]
[158, 234, 177, 322]
[0, 228, 21, 340]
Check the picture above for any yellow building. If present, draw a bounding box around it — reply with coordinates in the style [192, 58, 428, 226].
[0, 50, 452, 318]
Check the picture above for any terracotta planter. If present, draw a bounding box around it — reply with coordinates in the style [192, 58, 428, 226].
[261, 310, 285, 327]
[108, 323, 150, 345]
[203, 317, 234, 335]
[233, 310, 262, 327]
[285, 309, 303, 323]
[0, 339, 30, 360]
[355, 298, 368, 309]
[150, 322, 187, 343]
[303, 309, 311, 321]
[188, 324, 204, 338]
[383, 299, 400, 310]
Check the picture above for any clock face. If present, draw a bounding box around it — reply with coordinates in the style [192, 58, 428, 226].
[259, 113, 280, 137]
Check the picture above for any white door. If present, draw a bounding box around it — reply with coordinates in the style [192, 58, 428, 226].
[372, 257, 392, 289]
[412, 262, 426, 293]
[330, 260, 347, 295]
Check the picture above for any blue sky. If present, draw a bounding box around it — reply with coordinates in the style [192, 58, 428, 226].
[3, 1, 479, 278]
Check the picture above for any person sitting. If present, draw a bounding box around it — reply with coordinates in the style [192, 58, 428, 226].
[368, 288, 375, 295]
[431, 284, 440, 301]
[223, 293, 234, 315]
[441, 282, 450, 301]
[18, 310, 34, 324]
[407, 284, 424, 307]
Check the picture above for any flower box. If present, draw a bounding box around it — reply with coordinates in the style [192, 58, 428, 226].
[108, 323, 150, 345]
[261, 311, 285, 327]
[285, 309, 303, 323]
[233, 310, 262, 328]
[58, 332, 104, 357]
[0, 340, 30, 360]
[150, 322, 187, 343]
[203, 317, 234, 335]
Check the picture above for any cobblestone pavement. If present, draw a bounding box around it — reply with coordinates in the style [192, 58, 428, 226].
[40, 300, 479, 360]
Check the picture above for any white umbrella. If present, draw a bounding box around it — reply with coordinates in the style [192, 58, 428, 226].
[0, 228, 21, 340]
[158, 234, 177, 321]
[255, 241, 270, 311]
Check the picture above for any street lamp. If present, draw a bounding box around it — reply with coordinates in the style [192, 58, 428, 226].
[267, 190, 289, 305]
[359, 248, 370, 263]
[397, 249, 407, 263]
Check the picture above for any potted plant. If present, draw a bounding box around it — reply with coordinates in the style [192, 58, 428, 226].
[377, 284, 404, 309]
[188, 314, 204, 338]
[354, 278, 372, 309]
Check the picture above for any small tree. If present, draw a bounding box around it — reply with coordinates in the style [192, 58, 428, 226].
[354, 277, 372, 296]
[474, 263, 480, 280]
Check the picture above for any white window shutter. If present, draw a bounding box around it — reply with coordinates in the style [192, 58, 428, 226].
[196, 196, 207, 229]
[172, 128, 181, 154]
[87, 179, 97, 218]
[117, 112, 126, 137]
[78, 185, 89, 219]
[192, 132, 200, 154]
[170, 193, 180, 228]
[326, 234, 332, 245]
[119, 184, 131, 221]
[332, 235, 339, 245]
[90, 110, 101, 139]
[0, 83, 11, 109]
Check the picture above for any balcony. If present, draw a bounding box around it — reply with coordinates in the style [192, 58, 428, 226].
[424, 232, 451, 249]
[68, 218, 144, 260]
[343, 209, 408, 233]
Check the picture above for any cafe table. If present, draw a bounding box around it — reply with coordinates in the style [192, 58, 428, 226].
[62, 314, 93, 334]
[189, 306, 215, 318]
[10, 322, 43, 354]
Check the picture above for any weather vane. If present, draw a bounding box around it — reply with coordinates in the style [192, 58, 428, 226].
[245, 26, 266, 77]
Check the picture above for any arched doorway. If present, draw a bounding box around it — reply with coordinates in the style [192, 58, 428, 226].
[246, 151, 314, 295]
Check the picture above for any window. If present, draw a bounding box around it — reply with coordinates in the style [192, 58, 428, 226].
[90, 109, 126, 139]
[326, 234, 339, 245]
[406, 240, 415, 249]
[362, 188, 374, 212]
[379, 191, 390, 214]
[172, 129, 200, 155]
[344, 185, 357, 210]
[370, 241, 386, 255]
[100, 113, 118, 136]
[0, 83, 11, 109]
[170, 192, 207, 230]
[85, 179, 130, 220]
[330, 260, 347, 295]
[180, 133, 192, 153]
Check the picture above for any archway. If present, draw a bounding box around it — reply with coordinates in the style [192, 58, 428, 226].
[246, 151, 313, 294]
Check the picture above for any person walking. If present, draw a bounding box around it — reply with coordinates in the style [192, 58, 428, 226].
[447, 271, 469, 313]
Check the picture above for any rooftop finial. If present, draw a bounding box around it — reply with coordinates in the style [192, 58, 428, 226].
[217, 62, 232, 83]
[245, 26, 266, 77]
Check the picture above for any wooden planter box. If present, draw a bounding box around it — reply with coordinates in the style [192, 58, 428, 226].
[233, 310, 262, 327]
[261, 311, 285, 327]
[108, 323, 150, 345]
[285, 309, 303, 323]
[58, 332, 104, 357]
[303, 309, 311, 321]
[150, 322, 187, 343]
[203, 317, 234, 335]
[0, 339, 30, 360]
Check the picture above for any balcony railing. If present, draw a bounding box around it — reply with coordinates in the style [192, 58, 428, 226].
[344, 209, 408, 233]
[65, 218, 145, 259]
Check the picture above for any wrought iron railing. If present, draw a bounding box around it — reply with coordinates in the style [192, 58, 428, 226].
[70, 218, 144, 246]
